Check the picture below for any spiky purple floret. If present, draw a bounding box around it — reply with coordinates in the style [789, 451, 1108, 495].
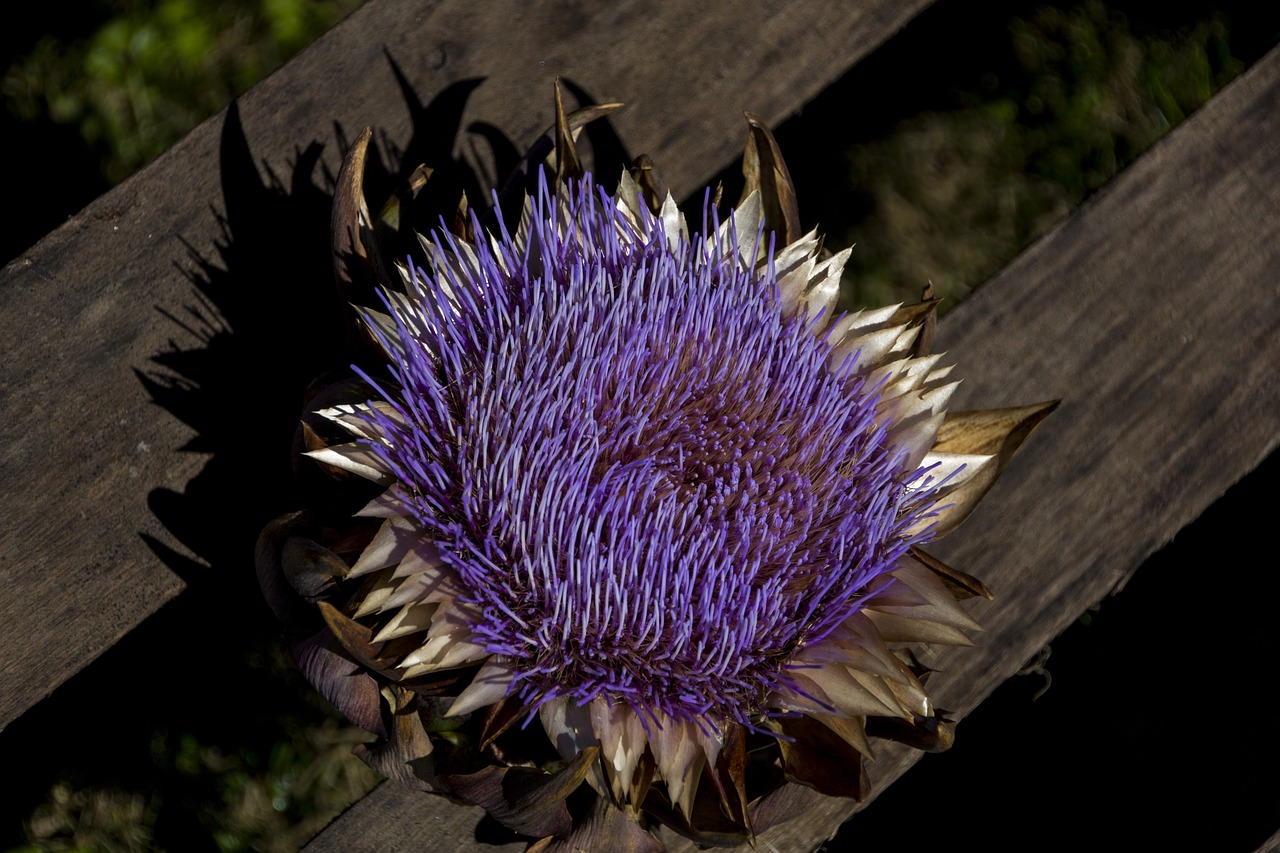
[358, 175, 935, 727]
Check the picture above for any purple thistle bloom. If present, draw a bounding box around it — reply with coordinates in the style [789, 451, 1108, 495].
[269, 113, 1056, 844]
[353, 174, 937, 730]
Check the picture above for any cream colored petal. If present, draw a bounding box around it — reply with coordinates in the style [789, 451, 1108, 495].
[863, 609, 975, 645]
[445, 656, 516, 717]
[861, 561, 981, 644]
[918, 451, 995, 489]
[856, 576, 930, 609]
[830, 323, 919, 374]
[590, 697, 649, 805]
[692, 719, 725, 767]
[649, 714, 706, 819]
[658, 192, 688, 247]
[800, 246, 849, 323]
[614, 169, 645, 223]
[775, 667, 901, 719]
[304, 442, 394, 485]
[355, 306, 403, 362]
[717, 190, 762, 265]
[380, 288, 426, 333]
[918, 379, 960, 415]
[540, 697, 594, 762]
[890, 410, 945, 473]
[884, 324, 923, 363]
[393, 258, 415, 290]
[388, 539, 436, 579]
[540, 697, 609, 797]
[356, 485, 411, 518]
[868, 353, 946, 403]
[353, 564, 455, 621]
[792, 634, 902, 681]
[349, 516, 424, 578]
[513, 195, 536, 258]
[869, 559, 983, 635]
[444, 234, 484, 285]
[316, 401, 404, 443]
[920, 362, 957, 391]
[805, 663, 909, 719]
[772, 228, 821, 278]
[379, 561, 464, 612]
[771, 671, 835, 716]
[815, 714, 875, 760]
[777, 254, 817, 316]
[846, 667, 912, 718]
[352, 571, 399, 619]
[877, 380, 960, 432]
[414, 235, 455, 292]
[397, 600, 487, 674]
[906, 452, 1000, 538]
[830, 325, 899, 371]
[373, 600, 437, 642]
[884, 670, 931, 720]
[893, 552, 971, 602]
[827, 304, 900, 342]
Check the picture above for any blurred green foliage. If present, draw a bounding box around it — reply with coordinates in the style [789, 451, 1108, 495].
[3, 0, 364, 184]
[834, 1, 1246, 308]
[7, 640, 378, 853]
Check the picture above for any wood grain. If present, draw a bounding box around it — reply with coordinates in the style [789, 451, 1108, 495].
[304, 781, 523, 853]
[0, 0, 935, 731]
[305, 38, 1280, 853]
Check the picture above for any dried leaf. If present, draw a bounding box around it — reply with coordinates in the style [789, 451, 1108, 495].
[290, 629, 385, 737]
[915, 282, 937, 355]
[704, 722, 751, 837]
[281, 536, 346, 600]
[374, 163, 432, 234]
[255, 510, 313, 622]
[934, 401, 1060, 462]
[332, 127, 390, 348]
[741, 112, 802, 247]
[911, 545, 993, 600]
[496, 99, 624, 214]
[317, 599, 401, 680]
[886, 292, 941, 340]
[552, 80, 583, 188]
[774, 715, 870, 800]
[536, 791, 664, 853]
[441, 745, 599, 838]
[479, 695, 526, 749]
[866, 709, 956, 753]
[353, 685, 436, 788]
[643, 775, 749, 848]
[630, 154, 668, 215]
[918, 400, 1058, 536]
[747, 781, 814, 837]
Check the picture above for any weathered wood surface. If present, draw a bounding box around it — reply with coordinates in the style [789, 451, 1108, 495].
[0, 0, 938, 731]
[305, 38, 1280, 853]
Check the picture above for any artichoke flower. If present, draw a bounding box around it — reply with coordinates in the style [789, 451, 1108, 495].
[257, 89, 1055, 851]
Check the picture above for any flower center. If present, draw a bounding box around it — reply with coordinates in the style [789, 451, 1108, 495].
[369, 177, 928, 726]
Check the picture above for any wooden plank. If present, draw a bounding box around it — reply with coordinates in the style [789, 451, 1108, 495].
[0, 0, 937, 731]
[305, 40, 1280, 853]
[303, 781, 523, 853]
